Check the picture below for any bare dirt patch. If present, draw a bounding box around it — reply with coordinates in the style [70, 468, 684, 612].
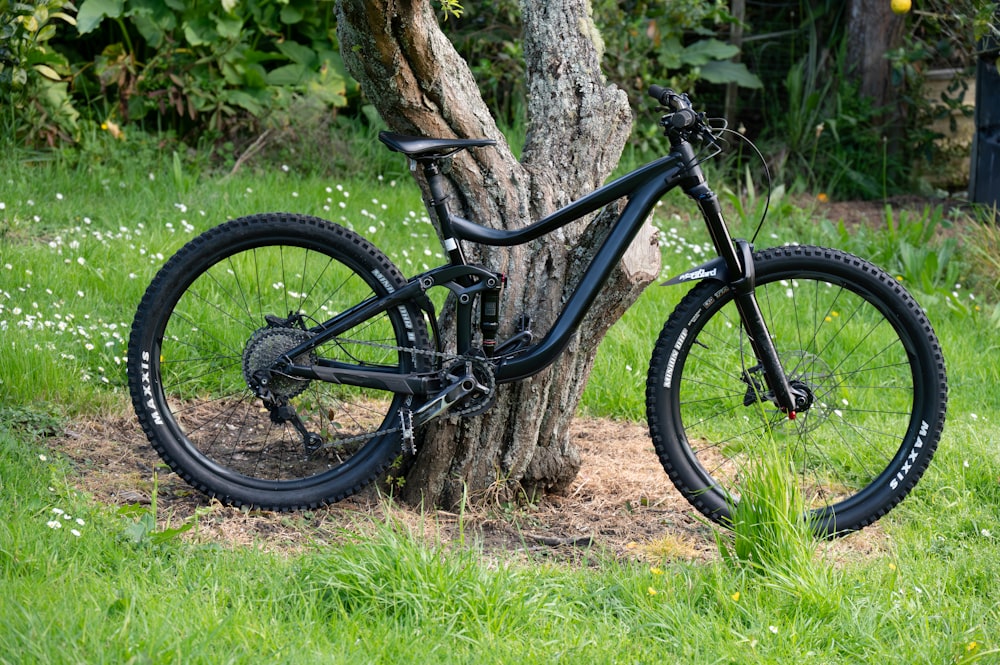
[50, 412, 886, 565]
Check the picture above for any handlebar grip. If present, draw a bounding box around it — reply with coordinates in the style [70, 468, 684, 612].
[648, 85, 692, 112]
[648, 85, 672, 106]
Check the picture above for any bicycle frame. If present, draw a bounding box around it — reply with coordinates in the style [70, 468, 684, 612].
[280, 137, 801, 414]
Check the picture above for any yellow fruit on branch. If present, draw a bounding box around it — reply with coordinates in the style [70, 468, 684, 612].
[891, 0, 912, 14]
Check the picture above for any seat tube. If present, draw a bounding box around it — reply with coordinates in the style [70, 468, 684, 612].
[422, 161, 467, 266]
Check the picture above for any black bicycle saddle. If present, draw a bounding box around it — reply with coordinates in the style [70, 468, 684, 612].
[378, 131, 496, 159]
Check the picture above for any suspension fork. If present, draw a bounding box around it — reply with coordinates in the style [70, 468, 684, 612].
[687, 181, 804, 417]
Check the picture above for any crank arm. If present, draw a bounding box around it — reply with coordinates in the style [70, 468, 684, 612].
[411, 367, 484, 426]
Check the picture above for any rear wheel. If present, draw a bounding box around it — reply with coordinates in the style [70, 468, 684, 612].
[127, 213, 431, 510]
[646, 246, 947, 536]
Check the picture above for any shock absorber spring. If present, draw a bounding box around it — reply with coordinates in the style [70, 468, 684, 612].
[480, 274, 504, 356]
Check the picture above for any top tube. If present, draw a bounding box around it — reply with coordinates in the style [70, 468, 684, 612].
[448, 154, 685, 247]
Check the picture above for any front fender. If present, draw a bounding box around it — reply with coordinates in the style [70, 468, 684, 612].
[660, 255, 731, 287]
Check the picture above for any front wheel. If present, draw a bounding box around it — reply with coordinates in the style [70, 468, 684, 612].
[126, 213, 432, 510]
[646, 246, 947, 536]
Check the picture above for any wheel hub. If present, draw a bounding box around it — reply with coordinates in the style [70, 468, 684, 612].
[741, 350, 835, 431]
[781, 351, 836, 432]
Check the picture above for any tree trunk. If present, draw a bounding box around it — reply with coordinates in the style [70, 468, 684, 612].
[336, 0, 660, 508]
[845, 0, 905, 108]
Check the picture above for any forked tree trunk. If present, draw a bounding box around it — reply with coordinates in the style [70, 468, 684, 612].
[336, 0, 660, 508]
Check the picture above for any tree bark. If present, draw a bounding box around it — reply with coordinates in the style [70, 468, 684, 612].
[336, 0, 660, 508]
[845, 0, 905, 108]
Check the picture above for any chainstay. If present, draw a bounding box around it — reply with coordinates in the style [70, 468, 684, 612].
[311, 336, 496, 452]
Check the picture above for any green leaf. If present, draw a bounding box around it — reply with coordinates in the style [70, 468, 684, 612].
[75, 0, 124, 34]
[224, 89, 266, 115]
[279, 5, 303, 24]
[214, 14, 243, 40]
[277, 41, 316, 66]
[50, 12, 76, 28]
[307, 53, 349, 106]
[132, 14, 165, 47]
[657, 36, 684, 70]
[681, 39, 739, 67]
[307, 77, 347, 107]
[33, 63, 60, 80]
[36, 23, 57, 41]
[117, 504, 147, 518]
[241, 62, 268, 88]
[147, 521, 194, 545]
[130, 0, 177, 47]
[38, 80, 78, 127]
[122, 512, 155, 544]
[183, 18, 216, 46]
[266, 63, 309, 86]
[25, 48, 69, 68]
[699, 61, 763, 89]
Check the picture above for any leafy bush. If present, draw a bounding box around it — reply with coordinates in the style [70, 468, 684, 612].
[75, 0, 350, 132]
[0, 0, 79, 146]
[595, 0, 760, 95]
[2, 0, 353, 148]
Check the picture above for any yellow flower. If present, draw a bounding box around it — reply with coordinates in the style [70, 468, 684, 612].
[104, 120, 124, 140]
[967, 641, 979, 652]
[731, 591, 740, 602]
[647, 586, 657, 596]
[650, 567, 663, 576]
[888, 563, 896, 571]
[817, 192, 829, 203]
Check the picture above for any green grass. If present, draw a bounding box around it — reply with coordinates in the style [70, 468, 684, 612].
[3, 145, 1000, 663]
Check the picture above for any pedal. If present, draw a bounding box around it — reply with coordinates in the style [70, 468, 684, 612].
[400, 408, 416, 455]
[494, 331, 533, 356]
[494, 313, 533, 356]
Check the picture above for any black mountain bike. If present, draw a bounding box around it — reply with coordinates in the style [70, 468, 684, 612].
[127, 87, 947, 536]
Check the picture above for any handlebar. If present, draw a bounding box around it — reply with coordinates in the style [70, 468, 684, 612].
[648, 85, 707, 137]
[648, 85, 688, 110]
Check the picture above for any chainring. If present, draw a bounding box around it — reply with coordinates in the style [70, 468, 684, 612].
[448, 357, 498, 418]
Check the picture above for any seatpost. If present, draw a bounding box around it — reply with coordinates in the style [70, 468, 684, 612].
[419, 160, 467, 266]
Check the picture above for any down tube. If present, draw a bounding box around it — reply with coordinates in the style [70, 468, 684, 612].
[495, 173, 674, 383]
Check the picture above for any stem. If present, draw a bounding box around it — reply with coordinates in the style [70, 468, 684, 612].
[115, 17, 136, 62]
